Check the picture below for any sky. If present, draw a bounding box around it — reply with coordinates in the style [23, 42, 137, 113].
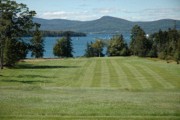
[15, 0, 180, 21]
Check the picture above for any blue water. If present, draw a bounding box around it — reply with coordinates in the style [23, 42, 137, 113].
[27, 34, 130, 58]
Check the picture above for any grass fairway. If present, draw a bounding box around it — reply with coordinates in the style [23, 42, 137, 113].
[0, 57, 180, 120]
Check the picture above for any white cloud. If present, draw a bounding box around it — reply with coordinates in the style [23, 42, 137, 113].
[93, 8, 117, 14]
[37, 7, 119, 21]
[42, 11, 68, 19]
[122, 7, 180, 21]
[141, 8, 180, 20]
[35, 6, 120, 21]
[36, 7, 180, 21]
[37, 11, 99, 21]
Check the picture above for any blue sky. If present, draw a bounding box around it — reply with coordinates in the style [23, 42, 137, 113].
[15, 0, 180, 21]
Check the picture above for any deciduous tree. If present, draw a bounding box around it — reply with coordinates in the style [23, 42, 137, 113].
[84, 40, 104, 57]
[107, 35, 129, 56]
[0, 0, 36, 68]
[53, 32, 73, 57]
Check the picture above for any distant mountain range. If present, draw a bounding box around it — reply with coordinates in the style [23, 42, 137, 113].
[33, 16, 180, 34]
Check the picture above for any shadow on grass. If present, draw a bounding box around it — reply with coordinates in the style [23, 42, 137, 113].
[1, 79, 51, 84]
[2, 74, 56, 79]
[16, 75, 53, 78]
[14, 64, 80, 69]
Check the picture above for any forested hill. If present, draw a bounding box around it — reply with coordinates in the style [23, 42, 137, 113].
[33, 16, 180, 34]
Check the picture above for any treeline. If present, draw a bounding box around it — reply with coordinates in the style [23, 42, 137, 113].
[1, 1, 179, 70]
[148, 29, 180, 61]
[84, 25, 180, 64]
[41, 31, 86, 37]
[25, 31, 86, 37]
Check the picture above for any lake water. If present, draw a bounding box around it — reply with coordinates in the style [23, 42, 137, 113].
[27, 34, 130, 58]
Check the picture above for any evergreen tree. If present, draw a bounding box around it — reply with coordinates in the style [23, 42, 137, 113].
[130, 25, 151, 57]
[167, 29, 179, 57]
[150, 29, 180, 62]
[174, 50, 180, 64]
[84, 42, 94, 57]
[175, 36, 180, 64]
[63, 32, 73, 57]
[31, 24, 44, 58]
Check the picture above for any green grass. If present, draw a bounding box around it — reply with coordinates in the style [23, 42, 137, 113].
[0, 57, 180, 120]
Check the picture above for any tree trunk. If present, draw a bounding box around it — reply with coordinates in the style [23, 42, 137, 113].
[0, 43, 4, 69]
[177, 60, 179, 64]
[0, 48, 3, 69]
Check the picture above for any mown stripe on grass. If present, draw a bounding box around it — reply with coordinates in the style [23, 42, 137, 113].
[145, 63, 180, 88]
[133, 64, 164, 89]
[70, 60, 88, 87]
[1, 115, 179, 120]
[111, 60, 131, 89]
[137, 65, 175, 89]
[100, 59, 110, 88]
[120, 64, 142, 89]
[106, 59, 120, 88]
[123, 63, 152, 89]
[91, 59, 102, 87]
[53, 59, 79, 87]
[80, 60, 96, 88]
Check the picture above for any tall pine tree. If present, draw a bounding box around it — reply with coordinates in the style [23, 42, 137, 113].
[130, 25, 151, 57]
[31, 24, 44, 58]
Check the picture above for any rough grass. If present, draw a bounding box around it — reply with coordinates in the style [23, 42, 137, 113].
[0, 57, 180, 120]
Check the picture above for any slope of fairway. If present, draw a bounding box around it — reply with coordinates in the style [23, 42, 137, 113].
[0, 57, 179, 120]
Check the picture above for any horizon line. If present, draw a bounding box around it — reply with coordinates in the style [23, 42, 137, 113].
[34, 16, 180, 22]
